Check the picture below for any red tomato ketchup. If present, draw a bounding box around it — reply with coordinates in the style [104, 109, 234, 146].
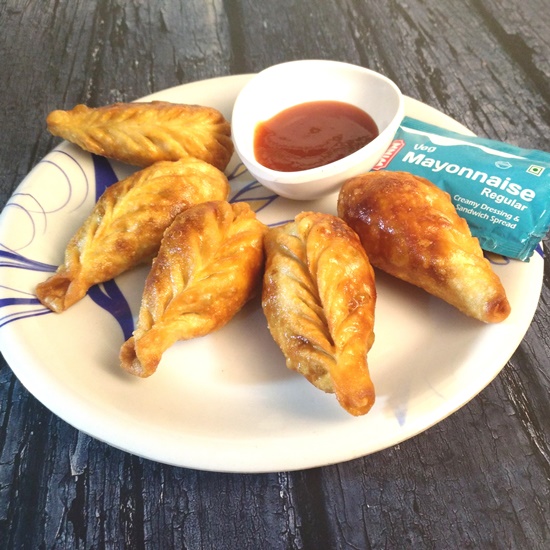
[253, 100, 379, 172]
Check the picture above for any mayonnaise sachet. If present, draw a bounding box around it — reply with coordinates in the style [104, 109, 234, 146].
[373, 116, 550, 261]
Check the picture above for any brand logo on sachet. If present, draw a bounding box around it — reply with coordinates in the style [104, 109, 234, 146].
[372, 139, 405, 170]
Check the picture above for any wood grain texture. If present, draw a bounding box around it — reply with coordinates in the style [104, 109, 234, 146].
[0, 0, 549, 548]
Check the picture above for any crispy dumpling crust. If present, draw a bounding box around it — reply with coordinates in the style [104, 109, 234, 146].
[262, 211, 377, 416]
[47, 101, 234, 171]
[36, 158, 230, 313]
[337, 170, 511, 323]
[120, 201, 268, 378]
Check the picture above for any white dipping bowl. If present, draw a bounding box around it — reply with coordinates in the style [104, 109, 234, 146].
[231, 60, 404, 200]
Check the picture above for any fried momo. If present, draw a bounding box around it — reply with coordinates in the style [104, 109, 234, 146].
[337, 171, 511, 323]
[120, 201, 268, 377]
[36, 158, 230, 313]
[262, 212, 377, 416]
[47, 101, 234, 171]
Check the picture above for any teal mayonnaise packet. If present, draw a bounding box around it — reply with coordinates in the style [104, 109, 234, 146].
[373, 117, 550, 261]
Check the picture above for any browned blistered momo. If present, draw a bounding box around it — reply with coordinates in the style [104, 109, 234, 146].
[47, 100, 234, 171]
[35, 158, 230, 313]
[120, 201, 268, 378]
[262, 211, 377, 417]
[338, 170, 511, 323]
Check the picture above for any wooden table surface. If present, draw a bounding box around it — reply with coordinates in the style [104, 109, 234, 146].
[1, 1, 549, 548]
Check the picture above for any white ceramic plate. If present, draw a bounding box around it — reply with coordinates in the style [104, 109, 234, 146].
[0, 75, 543, 473]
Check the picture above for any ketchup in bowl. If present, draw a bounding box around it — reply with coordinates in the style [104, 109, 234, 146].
[254, 100, 379, 172]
